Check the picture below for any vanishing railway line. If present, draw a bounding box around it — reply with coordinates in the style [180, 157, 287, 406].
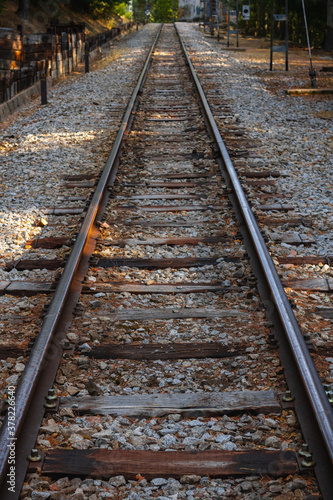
[0, 23, 332, 499]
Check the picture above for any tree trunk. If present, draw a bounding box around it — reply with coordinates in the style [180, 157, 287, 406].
[325, 0, 333, 50]
[17, 0, 30, 21]
[258, 0, 265, 37]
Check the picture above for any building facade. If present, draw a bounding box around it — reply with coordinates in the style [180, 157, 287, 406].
[178, 0, 201, 21]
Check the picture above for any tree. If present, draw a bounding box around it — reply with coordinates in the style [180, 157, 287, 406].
[326, 0, 333, 50]
[69, 0, 132, 19]
[133, 0, 149, 23]
[238, 0, 327, 48]
[152, 0, 177, 22]
[17, 0, 30, 20]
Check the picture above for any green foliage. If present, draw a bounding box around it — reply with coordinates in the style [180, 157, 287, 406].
[238, 0, 327, 48]
[114, 2, 130, 17]
[132, 0, 149, 23]
[0, 0, 6, 15]
[90, 0, 113, 19]
[69, 0, 132, 20]
[151, 0, 177, 22]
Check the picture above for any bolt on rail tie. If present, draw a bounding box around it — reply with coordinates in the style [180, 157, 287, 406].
[0, 23, 163, 491]
[174, 23, 333, 467]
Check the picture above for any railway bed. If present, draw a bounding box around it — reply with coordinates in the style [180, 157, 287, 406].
[0, 23, 332, 499]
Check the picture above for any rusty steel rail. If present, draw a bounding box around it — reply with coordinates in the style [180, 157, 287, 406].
[0, 23, 163, 494]
[175, 23, 333, 499]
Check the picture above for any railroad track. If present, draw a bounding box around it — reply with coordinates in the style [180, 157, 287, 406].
[0, 23, 332, 499]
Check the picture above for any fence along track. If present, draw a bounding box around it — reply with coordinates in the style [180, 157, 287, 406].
[0, 22, 332, 499]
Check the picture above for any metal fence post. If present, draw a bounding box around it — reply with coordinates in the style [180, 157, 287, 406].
[85, 44, 89, 73]
[41, 67, 47, 105]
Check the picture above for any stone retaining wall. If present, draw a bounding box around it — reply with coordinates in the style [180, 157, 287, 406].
[0, 22, 135, 105]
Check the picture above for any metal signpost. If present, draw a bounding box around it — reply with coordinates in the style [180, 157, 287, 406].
[270, 0, 289, 71]
[200, 0, 207, 32]
[85, 43, 90, 73]
[227, 0, 239, 48]
[210, 2, 219, 37]
[145, 3, 151, 22]
[301, 0, 317, 87]
[40, 67, 47, 105]
[242, 4, 250, 21]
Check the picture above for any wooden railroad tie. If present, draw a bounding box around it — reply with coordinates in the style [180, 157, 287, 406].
[60, 390, 282, 417]
[114, 204, 226, 212]
[25, 237, 72, 249]
[94, 257, 238, 269]
[153, 173, 214, 179]
[122, 219, 223, 227]
[257, 203, 294, 212]
[82, 282, 241, 294]
[314, 307, 333, 319]
[127, 194, 203, 200]
[121, 181, 212, 188]
[284, 278, 333, 292]
[97, 236, 232, 246]
[77, 308, 249, 321]
[29, 449, 299, 478]
[258, 217, 312, 227]
[278, 256, 333, 266]
[83, 342, 247, 360]
[0, 282, 242, 296]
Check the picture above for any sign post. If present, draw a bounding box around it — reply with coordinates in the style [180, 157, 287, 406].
[41, 67, 47, 105]
[270, 0, 288, 71]
[242, 5, 250, 21]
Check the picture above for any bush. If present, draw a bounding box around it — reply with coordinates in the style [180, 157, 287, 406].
[114, 2, 129, 17]
[91, 0, 113, 19]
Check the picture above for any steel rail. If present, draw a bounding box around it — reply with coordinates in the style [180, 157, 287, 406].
[175, 22, 333, 470]
[0, 23, 163, 488]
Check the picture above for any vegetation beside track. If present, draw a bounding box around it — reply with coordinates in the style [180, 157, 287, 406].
[0, 0, 330, 47]
[0, 0, 132, 35]
[238, 0, 328, 49]
[0, 0, 178, 31]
